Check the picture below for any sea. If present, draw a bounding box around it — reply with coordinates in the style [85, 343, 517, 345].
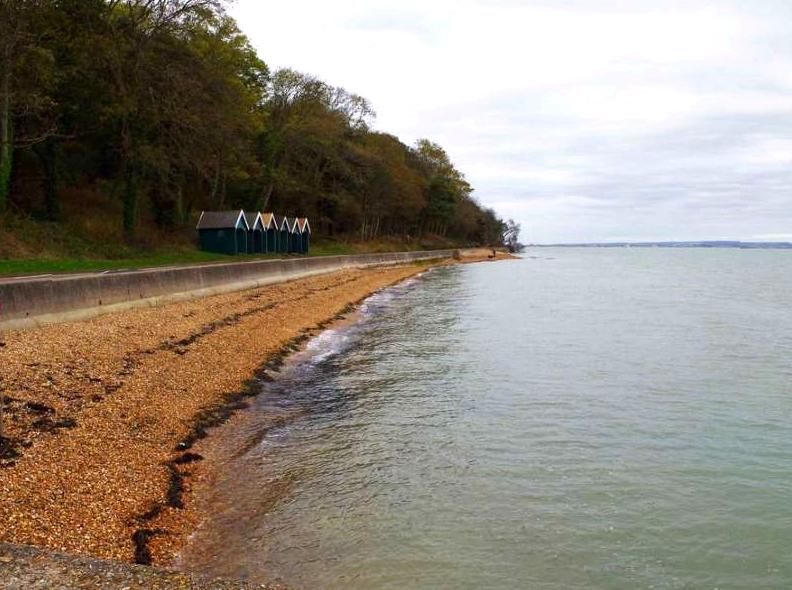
[178, 248, 792, 590]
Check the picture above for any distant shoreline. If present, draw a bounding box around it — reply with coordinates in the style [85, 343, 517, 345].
[527, 241, 792, 249]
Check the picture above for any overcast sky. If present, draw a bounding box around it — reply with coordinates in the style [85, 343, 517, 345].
[230, 0, 792, 243]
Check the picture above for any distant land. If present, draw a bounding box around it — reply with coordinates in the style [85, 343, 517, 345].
[530, 241, 792, 249]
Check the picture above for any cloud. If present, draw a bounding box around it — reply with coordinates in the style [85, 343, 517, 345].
[231, 0, 792, 242]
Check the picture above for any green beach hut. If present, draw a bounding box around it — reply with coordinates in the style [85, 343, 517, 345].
[296, 218, 311, 254]
[286, 217, 301, 253]
[244, 211, 265, 254]
[278, 216, 292, 253]
[289, 216, 300, 253]
[262, 212, 277, 253]
[196, 210, 249, 255]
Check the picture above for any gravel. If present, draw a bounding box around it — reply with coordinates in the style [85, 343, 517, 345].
[0, 252, 505, 582]
[0, 265, 431, 565]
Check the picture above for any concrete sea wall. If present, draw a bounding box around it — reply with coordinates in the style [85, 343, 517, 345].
[0, 249, 491, 331]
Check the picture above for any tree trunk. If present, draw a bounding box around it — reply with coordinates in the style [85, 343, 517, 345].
[123, 166, 138, 236]
[184, 175, 198, 223]
[38, 138, 59, 221]
[174, 183, 185, 225]
[211, 160, 220, 202]
[260, 181, 274, 212]
[0, 59, 12, 215]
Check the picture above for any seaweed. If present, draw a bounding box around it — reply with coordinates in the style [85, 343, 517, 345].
[165, 464, 184, 509]
[0, 437, 21, 465]
[25, 401, 54, 415]
[172, 452, 203, 465]
[131, 528, 165, 565]
[31, 417, 77, 432]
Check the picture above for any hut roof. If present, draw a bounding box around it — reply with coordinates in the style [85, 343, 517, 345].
[243, 211, 264, 230]
[285, 217, 299, 233]
[297, 218, 311, 233]
[196, 210, 248, 230]
[261, 212, 276, 229]
[278, 216, 291, 230]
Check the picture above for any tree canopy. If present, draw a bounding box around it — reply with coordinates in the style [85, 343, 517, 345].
[0, 0, 510, 248]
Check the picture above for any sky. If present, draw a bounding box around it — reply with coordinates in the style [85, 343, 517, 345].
[229, 0, 792, 243]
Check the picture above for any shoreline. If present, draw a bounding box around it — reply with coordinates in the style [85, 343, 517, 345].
[172, 267, 435, 576]
[138, 267, 443, 565]
[0, 251, 512, 573]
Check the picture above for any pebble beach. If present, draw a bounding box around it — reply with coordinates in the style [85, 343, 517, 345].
[0, 255, 504, 573]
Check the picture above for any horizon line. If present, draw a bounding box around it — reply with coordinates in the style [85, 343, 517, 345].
[528, 240, 792, 247]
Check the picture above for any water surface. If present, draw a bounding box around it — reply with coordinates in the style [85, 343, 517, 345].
[180, 249, 792, 589]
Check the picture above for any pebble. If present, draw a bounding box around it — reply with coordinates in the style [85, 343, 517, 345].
[0, 263, 447, 566]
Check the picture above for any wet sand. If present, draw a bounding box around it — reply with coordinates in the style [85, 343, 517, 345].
[0, 252, 510, 567]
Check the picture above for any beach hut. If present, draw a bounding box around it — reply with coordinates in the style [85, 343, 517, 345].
[296, 218, 311, 254]
[196, 210, 249, 255]
[286, 217, 301, 253]
[278, 216, 292, 253]
[244, 211, 265, 254]
[261, 212, 277, 253]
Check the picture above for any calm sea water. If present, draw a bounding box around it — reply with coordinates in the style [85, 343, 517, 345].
[180, 249, 792, 589]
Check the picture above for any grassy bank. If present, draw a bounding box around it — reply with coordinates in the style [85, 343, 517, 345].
[0, 239, 454, 276]
[0, 205, 463, 276]
[0, 251, 235, 276]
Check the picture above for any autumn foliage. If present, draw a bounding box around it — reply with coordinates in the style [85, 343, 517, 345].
[0, 0, 508, 250]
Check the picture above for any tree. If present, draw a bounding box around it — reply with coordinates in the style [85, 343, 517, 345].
[0, 0, 58, 215]
[411, 139, 477, 237]
[0, 2, 511, 252]
[503, 218, 521, 252]
[103, 0, 224, 234]
[28, 0, 112, 221]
